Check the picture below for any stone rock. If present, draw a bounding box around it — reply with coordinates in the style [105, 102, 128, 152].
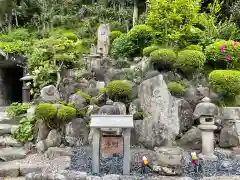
[219, 127, 239, 148]
[87, 176, 102, 180]
[133, 57, 142, 63]
[36, 140, 47, 153]
[78, 78, 90, 91]
[0, 147, 27, 161]
[35, 120, 50, 142]
[129, 99, 141, 115]
[96, 81, 105, 89]
[138, 74, 181, 148]
[162, 71, 182, 84]
[98, 100, 120, 115]
[86, 87, 99, 97]
[69, 94, 88, 109]
[65, 118, 89, 146]
[45, 147, 72, 159]
[102, 174, 121, 180]
[59, 170, 87, 180]
[0, 136, 22, 147]
[177, 127, 202, 150]
[92, 67, 105, 81]
[113, 102, 126, 115]
[152, 165, 182, 176]
[40, 85, 60, 102]
[27, 105, 36, 119]
[143, 71, 160, 80]
[87, 105, 100, 117]
[89, 79, 97, 88]
[45, 129, 62, 148]
[0, 163, 19, 177]
[0, 124, 15, 135]
[19, 164, 44, 176]
[178, 100, 194, 133]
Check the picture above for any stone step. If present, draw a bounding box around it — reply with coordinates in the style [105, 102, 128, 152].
[0, 124, 18, 136]
[3, 177, 25, 180]
[0, 161, 44, 177]
[0, 136, 22, 147]
[0, 148, 27, 162]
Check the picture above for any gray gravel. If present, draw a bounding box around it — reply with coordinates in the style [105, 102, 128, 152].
[69, 146, 240, 180]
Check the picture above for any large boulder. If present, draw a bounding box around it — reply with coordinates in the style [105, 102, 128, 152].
[65, 118, 89, 146]
[69, 94, 88, 109]
[113, 102, 126, 115]
[178, 100, 194, 133]
[219, 127, 239, 148]
[39, 85, 60, 103]
[35, 120, 50, 142]
[138, 74, 181, 148]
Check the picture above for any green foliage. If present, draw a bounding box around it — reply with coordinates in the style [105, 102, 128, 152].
[150, 49, 177, 70]
[76, 90, 90, 103]
[146, 0, 201, 46]
[57, 106, 76, 121]
[63, 33, 78, 42]
[143, 45, 160, 57]
[133, 111, 144, 120]
[99, 88, 106, 94]
[13, 117, 35, 143]
[114, 59, 131, 69]
[167, 82, 185, 96]
[35, 103, 57, 121]
[205, 40, 240, 69]
[106, 80, 132, 102]
[76, 107, 88, 118]
[6, 103, 30, 120]
[127, 24, 154, 53]
[209, 70, 240, 97]
[90, 97, 98, 105]
[110, 31, 122, 43]
[175, 50, 206, 74]
[184, 45, 203, 51]
[111, 34, 137, 59]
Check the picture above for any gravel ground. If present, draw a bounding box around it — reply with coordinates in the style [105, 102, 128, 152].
[69, 146, 240, 180]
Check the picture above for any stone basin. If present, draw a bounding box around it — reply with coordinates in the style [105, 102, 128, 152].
[154, 146, 183, 167]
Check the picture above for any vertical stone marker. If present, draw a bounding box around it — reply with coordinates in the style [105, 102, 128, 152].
[90, 115, 134, 175]
[97, 24, 110, 56]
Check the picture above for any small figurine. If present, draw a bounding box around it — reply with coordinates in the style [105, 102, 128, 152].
[191, 152, 199, 172]
[141, 156, 153, 174]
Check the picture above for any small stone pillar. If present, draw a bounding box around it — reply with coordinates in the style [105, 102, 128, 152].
[20, 74, 33, 104]
[123, 128, 131, 175]
[194, 97, 218, 160]
[92, 128, 100, 174]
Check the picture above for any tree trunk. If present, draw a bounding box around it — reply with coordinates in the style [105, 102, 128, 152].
[133, 0, 138, 26]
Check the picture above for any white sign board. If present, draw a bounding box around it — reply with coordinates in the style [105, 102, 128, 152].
[90, 115, 134, 128]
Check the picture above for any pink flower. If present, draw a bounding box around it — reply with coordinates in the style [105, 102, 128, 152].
[220, 46, 225, 52]
[234, 41, 239, 46]
[226, 55, 230, 61]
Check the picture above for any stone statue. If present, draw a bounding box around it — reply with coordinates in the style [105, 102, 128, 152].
[39, 85, 60, 102]
[97, 24, 110, 56]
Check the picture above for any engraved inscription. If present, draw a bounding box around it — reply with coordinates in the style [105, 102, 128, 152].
[100, 136, 123, 155]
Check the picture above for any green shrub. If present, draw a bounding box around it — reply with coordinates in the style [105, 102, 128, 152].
[111, 34, 137, 59]
[99, 88, 106, 94]
[114, 59, 131, 69]
[143, 45, 160, 57]
[35, 103, 57, 121]
[106, 80, 132, 102]
[175, 50, 206, 74]
[76, 107, 88, 118]
[57, 106, 76, 121]
[76, 90, 90, 103]
[184, 45, 203, 51]
[133, 111, 144, 120]
[128, 24, 154, 52]
[90, 97, 98, 105]
[205, 40, 240, 69]
[13, 117, 35, 143]
[150, 49, 177, 70]
[5, 103, 30, 119]
[8, 28, 30, 41]
[209, 70, 240, 97]
[63, 33, 78, 42]
[167, 82, 185, 96]
[110, 31, 122, 43]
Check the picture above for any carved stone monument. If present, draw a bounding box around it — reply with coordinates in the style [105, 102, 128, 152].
[194, 97, 218, 160]
[90, 115, 133, 175]
[97, 24, 110, 56]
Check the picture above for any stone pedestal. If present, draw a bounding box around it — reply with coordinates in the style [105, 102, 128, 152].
[198, 124, 217, 160]
[22, 84, 31, 104]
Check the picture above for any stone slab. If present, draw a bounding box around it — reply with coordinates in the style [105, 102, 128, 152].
[90, 115, 134, 128]
[44, 147, 72, 159]
[0, 136, 22, 147]
[0, 148, 27, 161]
[19, 164, 44, 176]
[0, 163, 19, 177]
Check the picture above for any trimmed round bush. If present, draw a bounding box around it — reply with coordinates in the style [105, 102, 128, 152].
[106, 80, 132, 101]
[150, 49, 177, 70]
[76, 107, 88, 118]
[111, 34, 137, 59]
[57, 106, 76, 121]
[110, 31, 122, 43]
[209, 70, 240, 97]
[175, 50, 206, 74]
[205, 40, 240, 69]
[184, 45, 203, 52]
[143, 45, 160, 57]
[76, 90, 90, 103]
[167, 82, 185, 96]
[35, 103, 57, 121]
[63, 33, 78, 42]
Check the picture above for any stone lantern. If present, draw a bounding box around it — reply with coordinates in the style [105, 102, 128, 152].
[20, 73, 33, 104]
[194, 97, 218, 160]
